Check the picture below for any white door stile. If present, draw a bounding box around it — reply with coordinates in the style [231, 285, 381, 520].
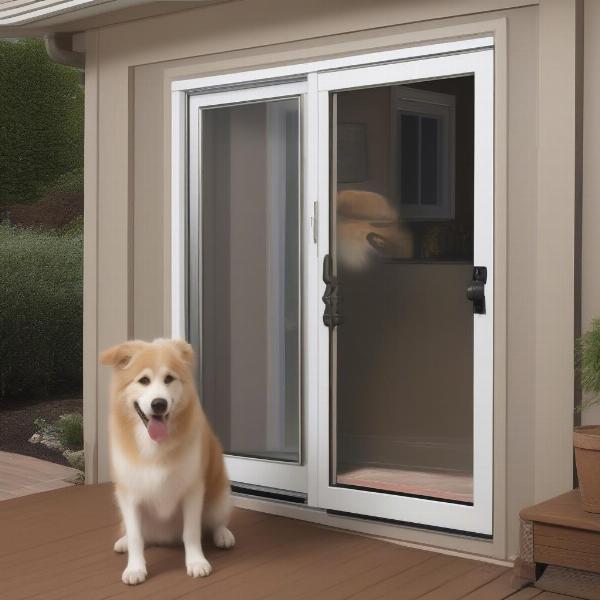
[315, 88, 333, 509]
[305, 72, 322, 507]
[471, 49, 495, 533]
[171, 90, 187, 341]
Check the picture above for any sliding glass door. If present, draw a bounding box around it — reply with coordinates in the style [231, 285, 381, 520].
[182, 43, 494, 534]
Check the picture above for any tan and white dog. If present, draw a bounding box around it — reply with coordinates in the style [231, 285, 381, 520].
[100, 338, 234, 585]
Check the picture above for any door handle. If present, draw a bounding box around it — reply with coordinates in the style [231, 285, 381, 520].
[467, 266, 487, 315]
[322, 254, 343, 329]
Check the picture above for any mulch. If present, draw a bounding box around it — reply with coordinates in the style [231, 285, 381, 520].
[0, 395, 82, 466]
[1, 192, 83, 230]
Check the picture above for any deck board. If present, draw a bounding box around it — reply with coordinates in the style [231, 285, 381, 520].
[0, 483, 580, 599]
[460, 571, 536, 600]
[0, 451, 78, 500]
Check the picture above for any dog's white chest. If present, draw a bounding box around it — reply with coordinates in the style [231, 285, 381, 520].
[141, 466, 186, 519]
[111, 439, 201, 521]
[121, 463, 186, 519]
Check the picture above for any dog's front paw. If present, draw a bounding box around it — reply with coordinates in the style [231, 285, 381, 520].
[122, 566, 147, 585]
[113, 536, 128, 553]
[187, 558, 212, 578]
[213, 526, 235, 549]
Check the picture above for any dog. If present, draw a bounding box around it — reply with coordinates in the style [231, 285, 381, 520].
[100, 338, 235, 585]
[336, 189, 414, 270]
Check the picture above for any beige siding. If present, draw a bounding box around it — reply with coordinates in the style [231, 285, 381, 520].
[534, 0, 579, 502]
[83, 0, 582, 561]
[83, 29, 99, 485]
[582, 0, 600, 426]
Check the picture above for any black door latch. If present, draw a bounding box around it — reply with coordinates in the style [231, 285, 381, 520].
[322, 254, 343, 329]
[466, 266, 487, 315]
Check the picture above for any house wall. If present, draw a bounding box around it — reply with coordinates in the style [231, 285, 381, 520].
[582, 0, 600, 425]
[82, 0, 582, 561]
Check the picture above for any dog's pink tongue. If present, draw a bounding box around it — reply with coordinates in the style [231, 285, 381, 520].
[148, 417, 168, 442]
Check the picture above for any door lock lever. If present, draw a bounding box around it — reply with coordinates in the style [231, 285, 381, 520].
[467, 266, 487, 315]
[322, 254, 343, 329]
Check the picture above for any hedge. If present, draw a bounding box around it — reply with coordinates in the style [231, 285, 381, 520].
[0, 39, 84, 206]
[0, 221, 83, 402]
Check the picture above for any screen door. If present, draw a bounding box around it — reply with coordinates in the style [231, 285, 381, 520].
[188, 82, 308, 493]
[316, 49, 494, 535]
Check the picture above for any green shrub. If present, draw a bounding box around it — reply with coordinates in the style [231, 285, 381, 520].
[64, 449, 85, 472]
[56, 413, 83, 450]
[60, 214, 83, 235]
[0, 222, 82, 402]
[33, 416, 54, 438]
[0, 39, 83, 206]
[38, 168, 83, 198]
[577, 319, 600, 412]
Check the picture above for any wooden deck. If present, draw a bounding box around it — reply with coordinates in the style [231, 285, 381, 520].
[0, 450, 78, 500]
[0, 484, 579, 600]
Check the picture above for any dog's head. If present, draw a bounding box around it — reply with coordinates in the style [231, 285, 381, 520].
[100, 338, 196, 444]
[336, 189, 413, 270]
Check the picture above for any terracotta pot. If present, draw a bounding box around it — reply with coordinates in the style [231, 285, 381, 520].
[574, 425, 600, 513]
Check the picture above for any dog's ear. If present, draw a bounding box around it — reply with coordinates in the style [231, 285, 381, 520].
[100, 340, 145, 369]
[171, 339, 194, 366]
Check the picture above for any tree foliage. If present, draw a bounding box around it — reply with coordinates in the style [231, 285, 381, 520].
[0, 39, 84, 206]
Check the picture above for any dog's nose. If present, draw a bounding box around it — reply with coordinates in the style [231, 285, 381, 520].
[151, 398, 168, 414]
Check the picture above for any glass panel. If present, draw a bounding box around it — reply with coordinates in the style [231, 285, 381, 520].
[399, 114, 419, 205]
[333, 76, 474, 503]
[420, 116, 439, 205]
[200, 97, 300, 463]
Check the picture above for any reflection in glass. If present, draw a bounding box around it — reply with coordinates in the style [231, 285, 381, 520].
[332, 77, 475, 503]
[200, 98, 300, 462]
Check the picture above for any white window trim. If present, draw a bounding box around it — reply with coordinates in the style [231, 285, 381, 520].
[391, 85, 456, 220]
[171, 37, 493, 93]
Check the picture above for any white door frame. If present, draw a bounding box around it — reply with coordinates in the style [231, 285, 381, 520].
[171, 37, 494, 534]
[316, 49, 494, 535]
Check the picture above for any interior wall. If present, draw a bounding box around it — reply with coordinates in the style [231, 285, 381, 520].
[337, 263, 474, 473]
[230, 105, 269, 453]
[85, 0, 547, 560]
[334, 79, 475, 473]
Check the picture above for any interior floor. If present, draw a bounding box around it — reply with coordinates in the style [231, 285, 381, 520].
[337, 464, 473, 503]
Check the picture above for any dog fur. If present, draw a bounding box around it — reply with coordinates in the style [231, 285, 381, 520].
[336, 189, 414, 270]
[100, 338, 234, 585]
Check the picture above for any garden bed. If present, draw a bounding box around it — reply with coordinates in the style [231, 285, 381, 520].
[0, 395, 82, 466]
[1, 191, 83, 231]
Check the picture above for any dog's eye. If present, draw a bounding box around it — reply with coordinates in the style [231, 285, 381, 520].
[138, 376, 151, 386]
[164, 375, 175, 384]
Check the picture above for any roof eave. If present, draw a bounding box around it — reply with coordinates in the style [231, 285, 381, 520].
[0, 0, 219, 34]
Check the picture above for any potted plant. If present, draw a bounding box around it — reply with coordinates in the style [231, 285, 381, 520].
[575, 319, 600, 512]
